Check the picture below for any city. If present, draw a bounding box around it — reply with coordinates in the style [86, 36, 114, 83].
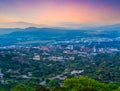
[1, 35, 120, 89]
[0, 0, 120, 91]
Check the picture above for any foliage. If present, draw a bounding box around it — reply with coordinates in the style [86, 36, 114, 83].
[114, 87, 120, 91]
[35, 85, 50, 91]
[10, 84, 35, 91]
[63, 76, 111, 91]
[1, 76, 120, 91]
[51, 86, 67, 91]
[47, 79, 59, 89]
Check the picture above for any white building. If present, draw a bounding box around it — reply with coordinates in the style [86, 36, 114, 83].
[33, 55, 40, 61]
[71, 70, 84, 75]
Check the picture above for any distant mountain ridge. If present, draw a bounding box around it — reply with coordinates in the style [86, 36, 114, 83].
[0, 23, 120, 34]
[0, 22, 41, 28]
[0, 24, 120, 45]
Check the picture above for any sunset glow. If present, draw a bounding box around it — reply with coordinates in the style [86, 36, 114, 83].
[0, 0, 120, 27]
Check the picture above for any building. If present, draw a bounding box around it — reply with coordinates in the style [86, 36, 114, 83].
[33, 55, 40, 61]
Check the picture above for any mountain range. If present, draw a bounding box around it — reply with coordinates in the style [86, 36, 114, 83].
[0, 22, 120, 34]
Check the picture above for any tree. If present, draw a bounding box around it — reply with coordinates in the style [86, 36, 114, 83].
[35, 85, 50, 91]
[47, 79, 59, 89]
[10, 84, 34, 91]
[51, 86, 66, 91]
[114, 87, 120, 91]
[63, 76, 111, 91]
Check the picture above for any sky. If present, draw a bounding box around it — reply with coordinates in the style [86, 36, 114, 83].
[0, 0, 120, 27]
